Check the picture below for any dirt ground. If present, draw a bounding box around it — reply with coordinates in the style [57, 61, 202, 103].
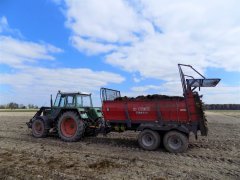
[0, 111, 239, 180]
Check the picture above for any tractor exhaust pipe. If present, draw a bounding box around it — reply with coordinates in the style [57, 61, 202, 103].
[50, 94, 53, 108]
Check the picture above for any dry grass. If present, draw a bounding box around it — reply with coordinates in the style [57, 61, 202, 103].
[0, 109, 37, 112]
[207, 110, 240, 118]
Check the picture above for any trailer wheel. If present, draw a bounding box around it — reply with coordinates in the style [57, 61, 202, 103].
[163, 131, 188, 153]
[32, 118, 48, 138]
[138, 129, 160, 151]
[58, 111, 84, 142]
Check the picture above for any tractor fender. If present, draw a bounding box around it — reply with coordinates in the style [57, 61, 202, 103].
[34, 116, 53, 130]
[59, 108, 88, 119]
[59, 108, 79, 115]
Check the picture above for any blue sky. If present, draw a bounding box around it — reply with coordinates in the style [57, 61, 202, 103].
[0, 0, 240, 106]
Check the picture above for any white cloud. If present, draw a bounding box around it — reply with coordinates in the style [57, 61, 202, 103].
[0, 16, 125, 106]
[0, 16, 8, 33]
[106, 32, 208, 81]
[202, 85, 240, 104]
[131, 80, 183, 96]
[70, 36, 117, 55]
[63, 0, 154, 54]
[0, 16, 23, 37]
[61, 0, 240, 75]
[58, 0, 240, 103]
[0, 36, 63, 68]
[131, 85, 162, 92]
[0, 67, 124, 105]
[0, 16, 62, 68]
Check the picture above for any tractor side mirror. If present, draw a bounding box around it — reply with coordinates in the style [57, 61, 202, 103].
[50, 94, 53, 108]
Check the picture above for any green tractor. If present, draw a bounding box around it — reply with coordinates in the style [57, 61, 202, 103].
[26, 91, 107, 141]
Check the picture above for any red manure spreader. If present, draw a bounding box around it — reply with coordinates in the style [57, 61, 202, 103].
[101, 64, 220, 152]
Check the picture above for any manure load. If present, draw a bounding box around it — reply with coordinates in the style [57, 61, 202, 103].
[114, 94, 184, 101]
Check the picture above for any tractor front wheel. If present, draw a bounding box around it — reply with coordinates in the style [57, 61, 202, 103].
[163, 131, 188, 153]
[32, 118, 48, 138]
[58, 111, 84, 142]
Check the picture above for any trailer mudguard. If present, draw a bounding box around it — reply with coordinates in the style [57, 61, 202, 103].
[137, 123, 190, 134]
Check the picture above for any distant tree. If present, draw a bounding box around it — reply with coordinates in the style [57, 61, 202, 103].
[19, 104, 24, 109]
[28, 104, 34, 109]
[0, 105, 5, 109]
[19, 104, 26, 109]
[205, 104, 240, 110]
[8, 102, 19, 109]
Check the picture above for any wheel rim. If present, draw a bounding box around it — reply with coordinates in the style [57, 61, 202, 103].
[168, 135, 182, 150]
[33, 121, 43, 135]
[60, 118, 77, 137]
[142, 133, 154, 147]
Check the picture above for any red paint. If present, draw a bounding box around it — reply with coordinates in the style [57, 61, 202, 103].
[60, 118, 77, 137]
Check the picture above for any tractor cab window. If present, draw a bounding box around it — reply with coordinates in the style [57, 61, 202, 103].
[59, 96, 66, 107]
[66, 96, 75, 107]
[54, 93, 61, 106]
[76, 95, 92, 107]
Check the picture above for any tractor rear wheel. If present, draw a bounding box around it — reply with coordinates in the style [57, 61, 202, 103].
[138, 129, 160, 151]
[32, 118, 48, 138]
[58, 111, 84, 142]
[163, 131, 188, 153]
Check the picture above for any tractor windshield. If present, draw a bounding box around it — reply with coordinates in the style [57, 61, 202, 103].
[54, 93, 61, 106]
[76, 95, 93, 107]
[53, 93, 66, 107]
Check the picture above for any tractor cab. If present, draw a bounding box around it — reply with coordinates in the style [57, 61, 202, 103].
[53, 91, 93, 108]
[51, 91, 102, 121]
[49, 91, 94, 120]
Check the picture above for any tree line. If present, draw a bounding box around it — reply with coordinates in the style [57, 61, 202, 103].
[204, 104, 240, 110]
[0, 102, 239, 110]
[0, 102, 38, 109]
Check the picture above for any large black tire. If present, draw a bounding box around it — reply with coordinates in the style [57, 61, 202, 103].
[57, 111, 84, 142]
[32, 118, 48, 138]
[138, 129, 160, 151]
[163, 131, 188, 153]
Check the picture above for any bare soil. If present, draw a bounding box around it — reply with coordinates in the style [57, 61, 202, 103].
[0, 111, 239, 179]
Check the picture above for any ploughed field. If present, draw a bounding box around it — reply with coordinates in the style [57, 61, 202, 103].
[0, 111, 239, 179]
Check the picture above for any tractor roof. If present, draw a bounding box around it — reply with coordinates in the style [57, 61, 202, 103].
[58, 91, 91, 96]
